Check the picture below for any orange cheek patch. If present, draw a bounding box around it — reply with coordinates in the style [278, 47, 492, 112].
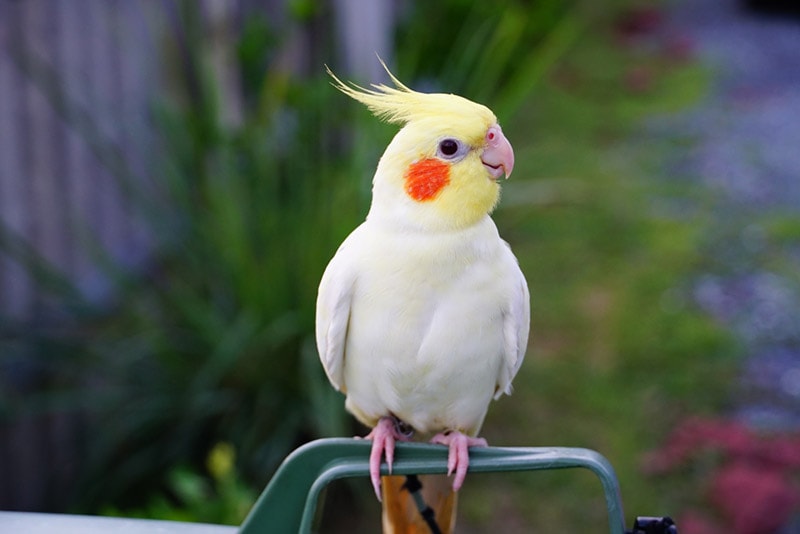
[404, 158, 450, 202]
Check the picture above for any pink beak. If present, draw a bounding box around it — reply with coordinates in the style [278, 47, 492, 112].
[481, 124, 515, 180]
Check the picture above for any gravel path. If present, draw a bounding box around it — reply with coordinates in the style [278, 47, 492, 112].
[659, 0, 800, 429]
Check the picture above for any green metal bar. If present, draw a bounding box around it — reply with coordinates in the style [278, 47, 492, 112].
[238, 438, 626, 534]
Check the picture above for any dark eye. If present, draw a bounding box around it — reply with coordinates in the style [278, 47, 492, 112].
[438, 139, 460, 158]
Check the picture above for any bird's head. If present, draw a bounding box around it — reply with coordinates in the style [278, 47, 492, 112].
[329, 65, 514, 231]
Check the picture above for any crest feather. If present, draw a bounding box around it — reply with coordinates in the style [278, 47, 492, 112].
[326, 60, 494, 126]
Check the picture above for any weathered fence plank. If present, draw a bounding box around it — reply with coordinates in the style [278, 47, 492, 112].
[0, 20, 36, 318]
[1, 0, 160, 512]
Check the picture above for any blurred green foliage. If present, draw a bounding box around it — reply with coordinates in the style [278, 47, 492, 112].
[396, 0, 584, 117]
[103, 442, 255, 525]
[73, 8, 372, 507]
[0, 0, 748, 531]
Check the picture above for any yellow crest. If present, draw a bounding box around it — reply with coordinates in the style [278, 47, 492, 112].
[326, 60, 495, 128]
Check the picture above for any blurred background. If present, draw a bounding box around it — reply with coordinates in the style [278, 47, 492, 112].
[1, 0, 799, 532]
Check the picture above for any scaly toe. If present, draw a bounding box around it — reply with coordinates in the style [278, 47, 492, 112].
[365, 417, 410, 501]
[430, 431, 488, 492]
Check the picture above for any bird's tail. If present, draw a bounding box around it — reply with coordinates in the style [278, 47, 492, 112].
[381, 474, 457, 534]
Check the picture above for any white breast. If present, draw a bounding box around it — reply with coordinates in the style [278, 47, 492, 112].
[326, 216, 524, 436]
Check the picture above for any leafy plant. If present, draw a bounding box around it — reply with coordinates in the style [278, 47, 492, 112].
[395, 0, 585, 118]
[72, 14, 377, 508]
[1, 2, 371, 510]
[103, 442, 257, 525]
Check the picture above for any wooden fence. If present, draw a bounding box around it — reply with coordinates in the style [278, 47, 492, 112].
[0, 0, 395, 512]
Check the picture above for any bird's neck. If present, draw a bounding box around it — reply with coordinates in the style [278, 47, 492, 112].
[365, 200, 496, 239]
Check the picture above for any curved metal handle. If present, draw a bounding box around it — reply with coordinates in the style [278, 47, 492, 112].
[239, 438, 626, 533]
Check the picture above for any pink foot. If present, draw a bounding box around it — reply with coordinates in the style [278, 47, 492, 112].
[361, 417, 411, 501]
[430, 431, 487, 492]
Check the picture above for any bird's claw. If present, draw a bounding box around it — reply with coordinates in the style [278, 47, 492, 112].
[430, 431, 487, 492]
[364, 416, 410, 501]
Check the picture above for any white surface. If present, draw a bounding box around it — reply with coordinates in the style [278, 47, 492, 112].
[0, 512, 238, 534]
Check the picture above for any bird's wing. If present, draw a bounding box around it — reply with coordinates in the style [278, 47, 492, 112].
[495, 249, 530, 399]
[315, 243, 356, 392]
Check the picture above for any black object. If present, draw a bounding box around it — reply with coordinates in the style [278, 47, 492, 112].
[626, 516, 678, 534]
[402, 475, 443, 534]
[744, 0, 800, 18]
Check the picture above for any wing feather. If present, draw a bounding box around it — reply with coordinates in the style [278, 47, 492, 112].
[495, 252, 530, 399]
[315, 250, 356, 392]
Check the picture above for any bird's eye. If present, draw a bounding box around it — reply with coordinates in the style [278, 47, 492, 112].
[437, 138, 460, 158]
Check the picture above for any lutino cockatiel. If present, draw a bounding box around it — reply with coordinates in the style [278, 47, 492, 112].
[316, 63, 530, 533]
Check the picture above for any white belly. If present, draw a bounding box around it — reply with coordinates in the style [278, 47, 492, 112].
[340, 220, 515, 436]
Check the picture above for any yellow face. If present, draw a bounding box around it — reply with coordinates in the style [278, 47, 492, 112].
[374, 114, 509, 231]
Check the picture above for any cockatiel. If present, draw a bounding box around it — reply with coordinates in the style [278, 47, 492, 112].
[316, 64, 530, 533]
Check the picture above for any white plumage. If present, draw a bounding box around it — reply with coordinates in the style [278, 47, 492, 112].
[316, 214, 529, 437]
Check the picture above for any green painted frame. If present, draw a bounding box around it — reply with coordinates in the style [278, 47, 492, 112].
[239, 438, 626, 534]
